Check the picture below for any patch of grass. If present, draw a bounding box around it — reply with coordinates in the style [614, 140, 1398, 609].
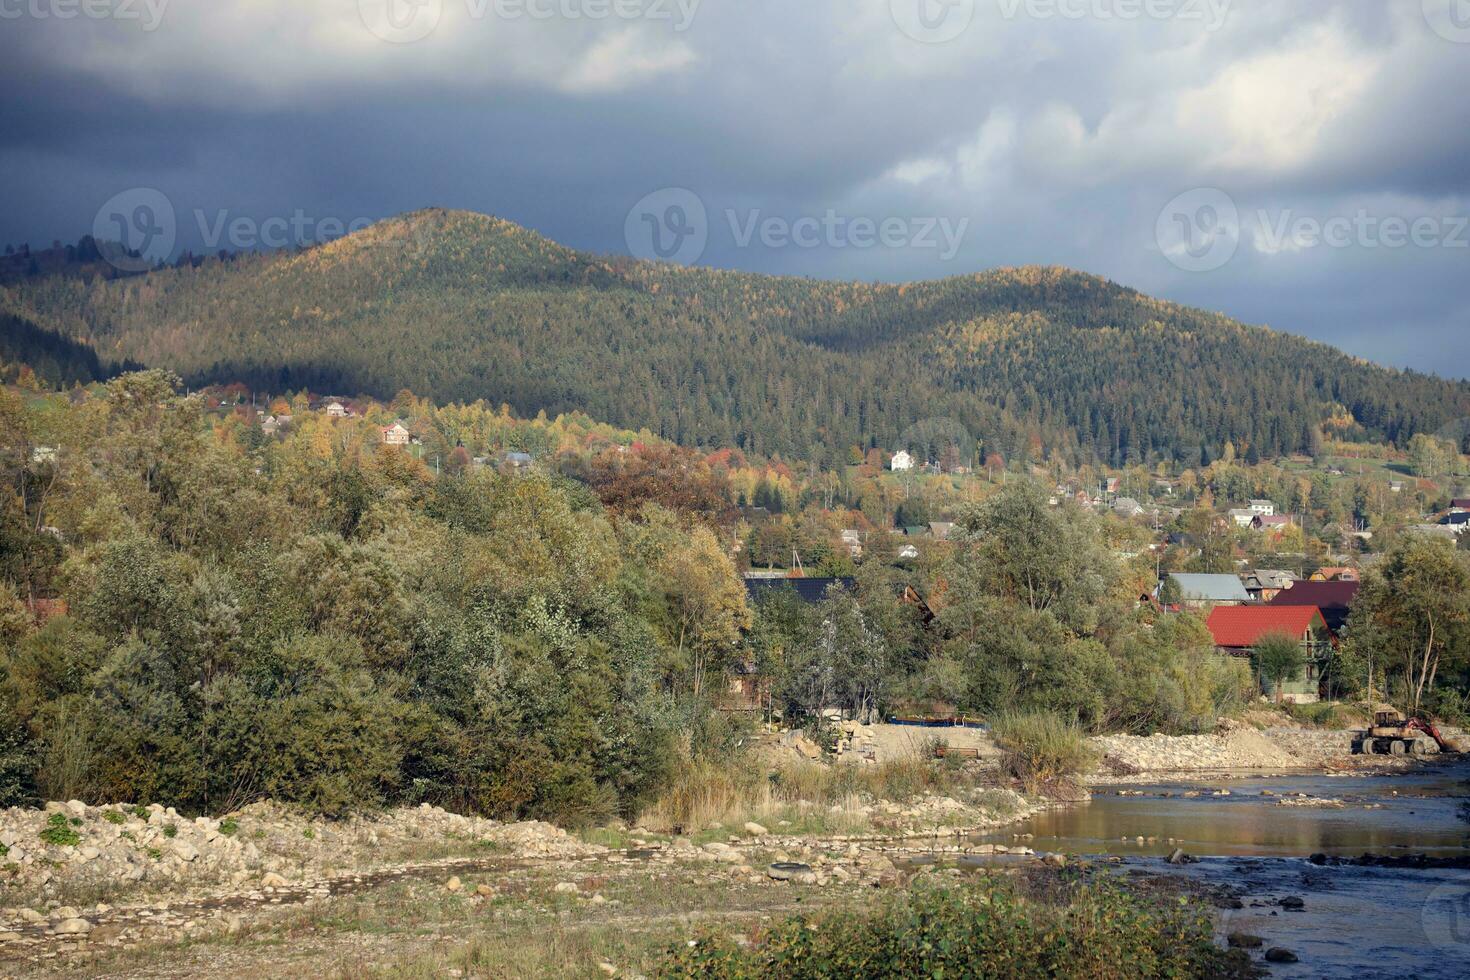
[576, 826, 637, 849]
[640, 746, 965, 835]
[991, 712, 1099, 792]
[131, 805, 150, 819]
[39, 812, 81, 847]
[103, 809, 127, 825]
[1284, 701, 1368, 729]
[162, 822, 178, 838]
[662, 876, 1243, 979]
[146, 847, 163, 860]
[219, 817, 240, 836]
[303, 827, 316, 840]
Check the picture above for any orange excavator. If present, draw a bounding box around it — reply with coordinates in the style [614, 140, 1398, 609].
[1355, 708, 1458, 756]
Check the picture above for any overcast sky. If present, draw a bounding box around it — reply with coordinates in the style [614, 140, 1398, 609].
[2, 1, 1468, 376]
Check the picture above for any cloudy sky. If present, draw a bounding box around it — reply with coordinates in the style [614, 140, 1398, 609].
[2, 0, 1468, 375]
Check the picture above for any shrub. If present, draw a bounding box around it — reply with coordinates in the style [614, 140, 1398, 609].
[218, 817, 239, 836]
[991, 711, 1098, 791]
[1252, 632, 1305, 703]
[102, 810, 126, 825]
[39, 813, 80, 847]
[661, 878, 1235, 979]
[162, 823, 177, 838]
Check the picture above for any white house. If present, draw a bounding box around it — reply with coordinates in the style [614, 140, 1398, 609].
[890, 450, 915, 472]
[1228, 509, 1255, 527]
[324, 400, 348, 418]
[1248, 499, 1275, 517]
[381, 422, 410, 446]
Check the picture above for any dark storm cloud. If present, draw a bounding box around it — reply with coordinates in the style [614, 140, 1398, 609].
[0, 0, 1467, 376]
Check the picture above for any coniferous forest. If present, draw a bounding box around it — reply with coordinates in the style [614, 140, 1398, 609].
[4, 209, 1466, 468]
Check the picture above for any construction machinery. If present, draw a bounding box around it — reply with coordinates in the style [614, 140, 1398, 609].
[1355, 708, 1457, 756]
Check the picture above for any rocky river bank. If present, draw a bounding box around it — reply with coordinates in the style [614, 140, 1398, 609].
[1090, 721, 1466, 779]
[0, 785, 1058, 973]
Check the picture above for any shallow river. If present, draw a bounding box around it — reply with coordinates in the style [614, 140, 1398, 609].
[987, 764, 1470, 977]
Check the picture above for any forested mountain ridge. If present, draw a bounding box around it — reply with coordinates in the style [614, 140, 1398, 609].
[4, 208, 1466, 466]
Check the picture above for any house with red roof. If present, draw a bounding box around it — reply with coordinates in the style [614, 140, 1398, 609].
[1205, 605, 1332, 703]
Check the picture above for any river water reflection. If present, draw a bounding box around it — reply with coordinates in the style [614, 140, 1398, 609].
[986, 763, 1470, 977]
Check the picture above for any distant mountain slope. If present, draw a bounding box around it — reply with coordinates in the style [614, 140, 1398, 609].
[4, 208, 1466, 465]
[0, 310, 110, 387]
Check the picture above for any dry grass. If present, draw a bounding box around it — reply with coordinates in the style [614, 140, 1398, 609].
[991, 712, 1098, 792]
[637, 743, 961, 835]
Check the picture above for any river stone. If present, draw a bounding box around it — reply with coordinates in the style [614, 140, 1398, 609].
[767, 862, 812, 881]
[53, 918, 91, 936]
[1265, 948, 1299, 963]
[743, 822, 768, 836]
[1166, 848, 1196, 865]
[554, 881, 579, 894]
[260, 872, 288, 888]
[1227, 932, 1263, 948]
[445, 876, 462, 892]
[1280, 895, 1305, 909]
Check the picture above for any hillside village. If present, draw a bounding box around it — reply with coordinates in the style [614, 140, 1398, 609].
[17, 375, 1464, 720]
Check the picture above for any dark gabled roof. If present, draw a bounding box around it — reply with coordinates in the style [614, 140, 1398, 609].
[744, 576, 855, 604]
[1267, 580, 1359, 609]
[1442, 512, 1470, 526]
[1267, 580, 1360, 633]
